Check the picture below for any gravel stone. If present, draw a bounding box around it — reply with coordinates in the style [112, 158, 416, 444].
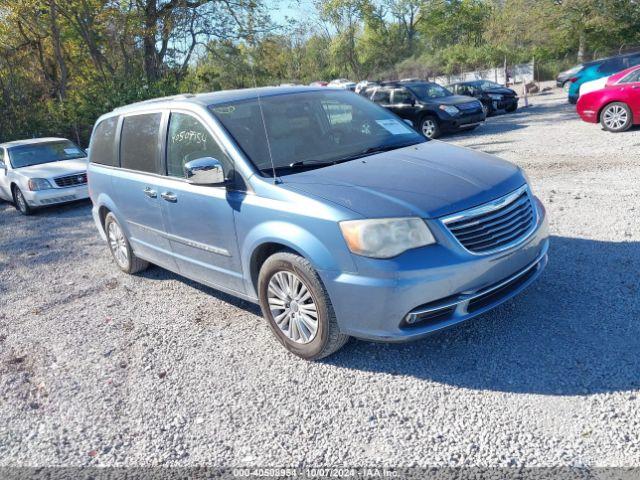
[0, 86, 639, 468]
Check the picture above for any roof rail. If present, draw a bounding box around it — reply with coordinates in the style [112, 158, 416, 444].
[113, 93, 197, 111]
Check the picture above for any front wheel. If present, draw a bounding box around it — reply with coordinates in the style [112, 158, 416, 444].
[13, 186, 33, 216]
[600, 102, 632, 132]
[258, 252, 349, 360]
[104, 212, 149, 274]
[420, 116, 441, 139]
[505, 103, 517, 113]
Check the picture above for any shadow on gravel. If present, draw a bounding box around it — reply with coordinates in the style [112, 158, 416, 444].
[325, 236, 640, 396]
[138, 267, 262, 316]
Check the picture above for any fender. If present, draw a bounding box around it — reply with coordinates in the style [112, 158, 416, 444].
[240, 220, 356, 297]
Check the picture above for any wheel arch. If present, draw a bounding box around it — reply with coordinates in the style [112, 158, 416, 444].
[598, 100, 629, 123]
[241, 221, 350, 299]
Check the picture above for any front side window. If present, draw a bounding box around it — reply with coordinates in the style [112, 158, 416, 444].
[120, 113, 162, 173]
[210, 90, 425, 175]
[407, 83, 453, 100]
[8, 140, 85, 169]
[166, 113, 232, 178]
[478, 81, 502, 90]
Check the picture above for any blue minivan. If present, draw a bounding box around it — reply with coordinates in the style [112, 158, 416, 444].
[87, 87, 549, 359]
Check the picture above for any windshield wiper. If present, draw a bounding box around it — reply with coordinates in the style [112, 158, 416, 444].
[265, 141, 423, 174]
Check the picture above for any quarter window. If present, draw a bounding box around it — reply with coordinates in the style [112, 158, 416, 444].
[619, 69, 640, 84]
[166, 113, 232, 178]
[90, 116, 118, 166]
[120, 113, 162, 173]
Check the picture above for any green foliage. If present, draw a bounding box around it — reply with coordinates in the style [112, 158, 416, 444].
[1, 0, 639, 144]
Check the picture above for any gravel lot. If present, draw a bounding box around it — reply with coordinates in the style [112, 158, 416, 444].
[1, 86, 639, 470]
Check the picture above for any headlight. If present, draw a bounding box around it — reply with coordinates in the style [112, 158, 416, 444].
[489, 94, 502, 100]
[28, 178, 53, 191]
[439, 105, 459, 116]
[339, 217, 436, 258]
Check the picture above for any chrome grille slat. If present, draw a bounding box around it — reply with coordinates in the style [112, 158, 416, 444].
[54, 172, 87, 188]
[455, 208, 533, 242]
[442, 186, 536, 255]
[457, 215, 534, 248]
[464, 221, 532, 250]
[448, 194, 529, 231]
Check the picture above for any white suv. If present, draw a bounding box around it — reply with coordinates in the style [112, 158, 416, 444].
[0, 137, 89, 215]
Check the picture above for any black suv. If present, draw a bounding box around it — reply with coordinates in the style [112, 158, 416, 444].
[363, 81, 485, 138]
[447, 80, 519, 116]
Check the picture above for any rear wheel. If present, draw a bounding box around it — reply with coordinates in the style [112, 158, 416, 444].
[258, 252, 349, 360]
[420, 116, 441, 139]
[104, 212, 149, 274]
[13, 186, 33, 216]
[600, 102, 632, 133]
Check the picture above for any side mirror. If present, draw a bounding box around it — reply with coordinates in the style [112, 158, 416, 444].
[184, 157, 225, 185]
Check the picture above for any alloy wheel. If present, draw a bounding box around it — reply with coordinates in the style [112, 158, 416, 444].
[107, 221, 129, 268]
[603, 105, 629, 131]
[421, 119, 437, 138]
[267, 271, 319, 344]
[15, 189, 27, 213]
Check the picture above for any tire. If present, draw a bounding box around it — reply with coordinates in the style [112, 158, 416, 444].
[600, 102, 633, 133]
[12, 186, 33, 215]
[258, 252, 349, 360]
[420, 115, 441, 139]
[104, 212, 149, 274]
[481, 102, 490, 117]
[505, 103, 517, 113]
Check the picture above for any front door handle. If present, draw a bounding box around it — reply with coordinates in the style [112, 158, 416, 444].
[143, 187, 157, 198]
[160, 191, 177, 203]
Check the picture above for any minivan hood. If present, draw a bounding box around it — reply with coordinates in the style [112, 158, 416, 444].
[13, 158, 88, 178]
[280, 142, 525, 219]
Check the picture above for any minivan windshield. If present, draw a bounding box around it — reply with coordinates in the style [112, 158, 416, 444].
[209, 90, 426, 175]
[9, 140, 86, 169]
[406, 83, 453, 100]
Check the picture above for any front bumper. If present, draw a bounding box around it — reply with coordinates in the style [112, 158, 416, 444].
[440, 112, 485, 131]
[320, 198, 549, 342]
[23, 185, 89, 207]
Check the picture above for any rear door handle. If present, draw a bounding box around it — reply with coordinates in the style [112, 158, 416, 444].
[160, 191, 177, 202]
[143, 187, 157, 198]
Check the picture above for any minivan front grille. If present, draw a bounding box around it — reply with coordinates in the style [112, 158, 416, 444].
[443, 186, 535, 254]
[54, 172, 87, 188]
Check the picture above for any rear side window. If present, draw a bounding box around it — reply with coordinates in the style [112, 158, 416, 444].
[371, 89, 390, 104]
[392, 89, 413, 104]
[598, 58, 625, 74]
[120, 113, 162, 173]
[90, 117, 118, 166]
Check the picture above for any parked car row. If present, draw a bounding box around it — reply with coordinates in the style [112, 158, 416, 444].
[1, 86, 548, 360]
[309, 78, 519, 138]
[558, 51, 640, 133]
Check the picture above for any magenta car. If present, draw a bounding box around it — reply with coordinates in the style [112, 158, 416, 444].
[577, 65, 640, 132]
